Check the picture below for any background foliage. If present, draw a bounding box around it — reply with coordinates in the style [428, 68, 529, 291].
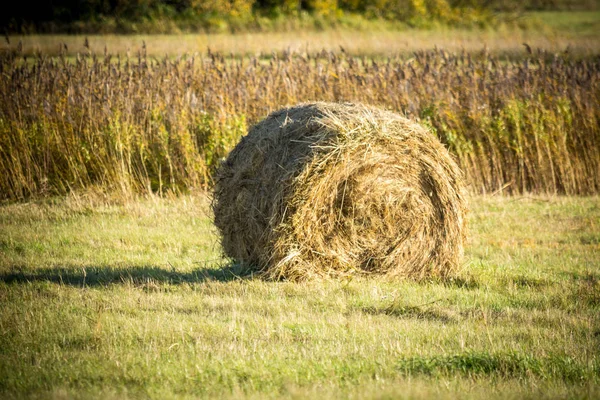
[3, 0, 598, 33]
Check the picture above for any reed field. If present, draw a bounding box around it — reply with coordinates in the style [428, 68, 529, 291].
[1, 42, 599, 200]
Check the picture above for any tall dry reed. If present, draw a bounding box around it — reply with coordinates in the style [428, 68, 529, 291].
[0, 47, 598, 200]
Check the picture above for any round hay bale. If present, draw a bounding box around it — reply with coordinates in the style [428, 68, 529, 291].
[212, 102, 467, 280]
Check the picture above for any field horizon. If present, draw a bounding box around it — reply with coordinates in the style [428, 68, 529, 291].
[3, 11, 600, 58]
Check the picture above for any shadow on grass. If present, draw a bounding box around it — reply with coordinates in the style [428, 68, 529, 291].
[360, 304, 456, 323]
[0, 263, 254, 286]
[395, 352, 591, 383]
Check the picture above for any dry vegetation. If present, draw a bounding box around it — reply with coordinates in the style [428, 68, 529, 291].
[213, 103, 467, 280]
[1, 46, 598, 200]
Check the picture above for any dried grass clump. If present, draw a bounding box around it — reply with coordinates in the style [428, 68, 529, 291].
[212, 102, 467, 280]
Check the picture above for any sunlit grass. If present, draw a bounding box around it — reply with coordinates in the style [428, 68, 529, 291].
[3, 11, 599, 58]
[524, 11, 600, 36]
[4, 27, 598, 59]
[0, 195, 598, 398]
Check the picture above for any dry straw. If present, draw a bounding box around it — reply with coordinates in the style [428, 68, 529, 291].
[212, 102, 467, 280]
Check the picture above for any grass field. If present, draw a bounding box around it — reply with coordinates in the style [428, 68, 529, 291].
[3, 28, 598, 58]
[1, 194, 598, 399]
[526, 11, 600, 36]
[1, 8, 599, 398]
[3, 11, 599, 58]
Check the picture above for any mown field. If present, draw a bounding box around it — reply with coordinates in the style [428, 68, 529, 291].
[0, 195, 599, 399]
[4, 10, 600, 58]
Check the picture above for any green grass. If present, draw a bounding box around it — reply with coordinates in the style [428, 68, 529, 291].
[524, 11, 600, 36]
[0, 195, 599, 399]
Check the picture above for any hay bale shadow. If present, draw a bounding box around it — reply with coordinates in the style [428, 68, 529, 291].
[0, 262, 254, 287]
[360, 303, 457, 323]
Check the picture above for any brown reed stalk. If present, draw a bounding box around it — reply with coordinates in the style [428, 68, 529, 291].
[0, 47, 598, 200]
